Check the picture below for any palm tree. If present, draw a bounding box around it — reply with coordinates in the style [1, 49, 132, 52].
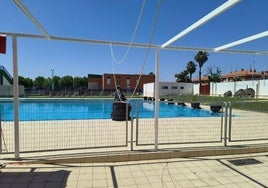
[175, 70, 190, 83]
[194, 51, 209, 93]
[186, 61, 196, 82]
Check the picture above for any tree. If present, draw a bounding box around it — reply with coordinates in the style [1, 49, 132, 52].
[59, 75, 73, 89]
[194, 51, 209, 93]
[42, 77, 52, 89]
[81, 76, 88, 89]
[73, 76, 83, 89]
[34, 76, 45, 89]
[53, 76, 60, 90]
[186, 61, 196, 82]
[234, 76, 242, 81]
[175, 70, 190, 83]
[19, 76, 33, 88]
[207, 67, 221, 83]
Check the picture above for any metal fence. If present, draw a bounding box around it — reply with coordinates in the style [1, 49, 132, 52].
[228, 100, 268, 142]
[135, 100, 224, 146]
[0, 98, 268, 156]
[0, 99, 129, 153]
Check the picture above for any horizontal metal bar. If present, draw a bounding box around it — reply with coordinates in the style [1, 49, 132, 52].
[229, 138, 268, 142]
[136, 140, 222, 146]
[164, 45, 268, 55]
[0, 32, 157, 49]
[4, 144, 129, 154]
[1, 32, 268, 55]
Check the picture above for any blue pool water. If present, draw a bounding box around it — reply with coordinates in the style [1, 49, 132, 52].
[0, 99, 221, 121]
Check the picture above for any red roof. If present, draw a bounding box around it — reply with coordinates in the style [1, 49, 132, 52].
[222, 70, 262, 78]
[192, 69, 265, 83]
[192, 76, 209, 83]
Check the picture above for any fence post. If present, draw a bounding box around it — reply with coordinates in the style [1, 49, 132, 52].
[135, 102, 139, 146]
[154, 47, 160, 151]
[0, 106, 2, 153]
[228, 102, 232, 142]
[12, 35, 20, 159]
[224, 102, 229, 146]
[220, 103, 224, 142]
[131, 116, 134, 151]
[125, 102, 128, 146]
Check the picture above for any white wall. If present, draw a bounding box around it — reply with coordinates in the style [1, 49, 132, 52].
[2, 76, 11, 85]
[193, 84, 199, 95]
[143, 82, 193, 97]
[258, 80, 268, 96]
[210, 79, 268, 97]
[0, 85, 25, 96]
[144, 80, 268, 98]
[143, 82, 155, 98]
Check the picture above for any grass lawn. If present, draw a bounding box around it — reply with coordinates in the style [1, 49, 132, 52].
[166, 95, 268, 113]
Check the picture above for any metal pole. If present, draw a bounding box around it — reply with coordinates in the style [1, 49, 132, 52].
[224, 102, 228, 146]
[131, 116, 134, 151]
[0, 106, 2, 153]
[125, 102, 128, 146]
[256, 80, 260, 101]
[228, 102, 232, 142]
[154, 47, 160, 151]
[220, 104, 224, 142]
[136, 102, 139, 146]
[12, 35, 20, 159]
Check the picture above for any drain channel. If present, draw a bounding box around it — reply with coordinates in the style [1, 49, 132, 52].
[228, 158, 262, 166]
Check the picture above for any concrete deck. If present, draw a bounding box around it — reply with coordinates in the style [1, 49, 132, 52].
[1, 152, 268, 188]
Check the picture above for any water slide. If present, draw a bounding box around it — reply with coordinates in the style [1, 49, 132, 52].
[0, 65, 12, 85]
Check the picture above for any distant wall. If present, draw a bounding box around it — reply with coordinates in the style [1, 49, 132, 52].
[2, 75, 11, 85]
[210, 79, 268, 97]
[143, 82, 154, 98]
[193, 84, 199, 95]
[0, 85, 25, 97]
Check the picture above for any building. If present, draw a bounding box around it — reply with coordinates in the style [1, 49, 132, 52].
[87, 74, 102, 90]
[143, 82, 193, 98]
[191, 69, 268, 95]
[193, 69, 267, 83]
[221, 69, 264, 82]
[88, 73, 155, 93]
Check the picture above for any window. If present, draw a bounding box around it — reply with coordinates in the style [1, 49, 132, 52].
[161, 86, 168, 89]
[116, 76, 121, 85]
[180, 86, 184, 90]
[171, 86, 177, 89]
[126, 77, 130, 85]
[107, 77, 110, 85]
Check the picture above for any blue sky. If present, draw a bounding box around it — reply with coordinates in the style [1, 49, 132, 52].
[0, 0, 267, 81]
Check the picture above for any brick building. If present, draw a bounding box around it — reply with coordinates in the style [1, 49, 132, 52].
[88, 74, 102, 90]
[88, 73, 155, 93]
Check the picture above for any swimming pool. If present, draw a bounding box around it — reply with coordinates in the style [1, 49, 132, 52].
[0, 99, 221, 121]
